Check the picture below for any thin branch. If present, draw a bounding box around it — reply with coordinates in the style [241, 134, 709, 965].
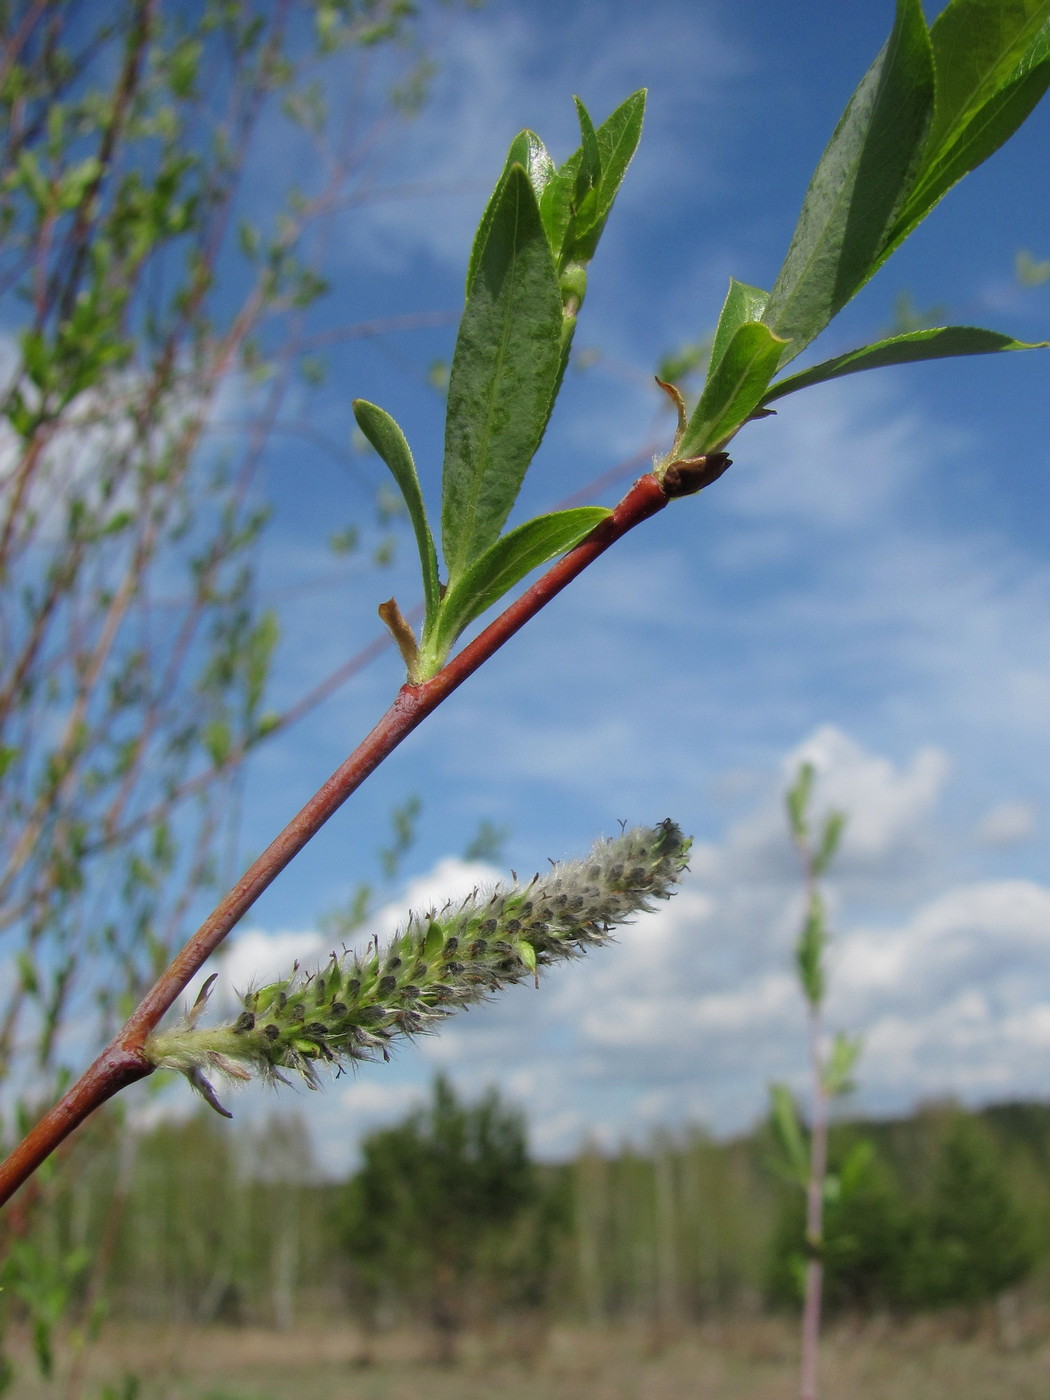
[0, 468, 678, 1206]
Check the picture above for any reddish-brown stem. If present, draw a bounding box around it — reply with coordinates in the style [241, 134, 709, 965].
[0, 471, 671, 1207]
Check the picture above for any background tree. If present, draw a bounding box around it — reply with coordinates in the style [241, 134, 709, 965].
[0, 1, 469, 1390]
[0, 0, 452, 1095]
[3, 0, 1050, 1338]
[767, 1127, 914, 1316]
[905, 1111, 1034, 1313]
[339, 1074, 562, 1362]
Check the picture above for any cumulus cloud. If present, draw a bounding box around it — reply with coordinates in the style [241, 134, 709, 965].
[975, 799, 1039, 847]
[334, 0, 746, 273]
[153, 727, 1050, 1172]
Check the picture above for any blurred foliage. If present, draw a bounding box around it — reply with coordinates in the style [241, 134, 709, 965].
[5, 1095, 1049, 1349]
[767, 1106, 1036, 1314]
[338, 1076, 565, 1358]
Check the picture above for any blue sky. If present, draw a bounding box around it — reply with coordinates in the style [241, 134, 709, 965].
[132, 0, 1050, 1172]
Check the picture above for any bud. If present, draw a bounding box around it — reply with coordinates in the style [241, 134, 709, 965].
[559, 262, 587, 317]
[145, 821, 690, 1112]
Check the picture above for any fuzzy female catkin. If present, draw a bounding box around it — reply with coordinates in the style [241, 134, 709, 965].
[146, 820, 690, 1114]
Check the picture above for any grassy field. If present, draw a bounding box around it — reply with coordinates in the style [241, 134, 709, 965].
[9, 1313, 1050, 1400]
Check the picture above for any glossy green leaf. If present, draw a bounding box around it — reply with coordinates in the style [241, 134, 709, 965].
[888, 4, 1050, 250]
[763, 0, 934, 362]
[574, 96, 602, 203]
[538, 156, 577, 262]
[353, 399, 440, 620]
[466, 133, 556, 293]
[706, 280, 769, 384]
[442, 164, 565, 581]
[928, 0, 1050, 151]
[422, 507, 609, 675]
[761, 325, 1050, 405]
[538, 90, 646, 266]
[679, 321, 786, 457]
[536, 100, 600, 264]
[570, 89, 646, 260]
[507, 129, 557, 202]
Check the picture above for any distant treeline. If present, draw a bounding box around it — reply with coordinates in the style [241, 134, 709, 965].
[7, 1082, 1050, 1338]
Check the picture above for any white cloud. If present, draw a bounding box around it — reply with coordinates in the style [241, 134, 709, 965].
[975, 799, 1039, 847]
[149, 727, 1050, 1171]
[334, 0, 745, 273]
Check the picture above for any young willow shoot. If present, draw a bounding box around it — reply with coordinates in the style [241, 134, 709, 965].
[146, 821, 691, 1115]
[364, 0, 1050, 684]
[770, 764, 861, 1400]
[2, 0, 1050, 1207]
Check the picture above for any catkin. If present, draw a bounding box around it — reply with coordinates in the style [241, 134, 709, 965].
[146, 820, 690, 1113]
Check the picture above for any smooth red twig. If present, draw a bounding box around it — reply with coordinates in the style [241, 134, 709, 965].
[0, 471, 675, 1207]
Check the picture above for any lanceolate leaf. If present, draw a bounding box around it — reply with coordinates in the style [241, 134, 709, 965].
[507, 129, 557, 203]
[571, 89, 646, 261]
[887, 5, 1050, 252]
[679, 321, 786, 457]
[769, 1084, 810, 1187]
[421, 507, 609, 675]
[927, 0, 1050, 155]
[353, 399, 440, 620]
[763, 0, 934, 362]
[466, 131, 557, 293]
[538, 90, 646, 266]
[442, 164, 565, 582]
[705, 280, 769, 384]
[760, 325, 1050, 406]
[574, 96, 602, 202]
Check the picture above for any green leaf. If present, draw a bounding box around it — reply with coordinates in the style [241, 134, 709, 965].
[203, 720, 231, 768]
[889, 5, 1050, 250]
[56, 156, 101, 211]
[538, 158, 577, 263]
[824, 1031, 865, 1099]
[469, 131, 556, 289]
[706, 279, 769, 383]
[569, 90, 646, 261]
[353, 399, 440, 621]
[679, 321, 786, 457]
[838, 1137, 875, 1196]
[813, 809, 847, 877]
[786, 762, 814, 841]
[574, 96, 602, 205]
[422, 507, 609, 675]
[796, 892, 827, 1008]
[928, 0, 1050, 153]
[769, 1084, 810, 1187]
[761, 325, 1050, 405]
[441, 165, 565, 581]
[507, 129, 557, 203]
[0, 745, 18, 781]
[763, 0, 934, 361]
[538, 90, 646, 266]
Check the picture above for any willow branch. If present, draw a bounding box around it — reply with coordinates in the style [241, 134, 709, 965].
[0, 464, 720, 1207]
